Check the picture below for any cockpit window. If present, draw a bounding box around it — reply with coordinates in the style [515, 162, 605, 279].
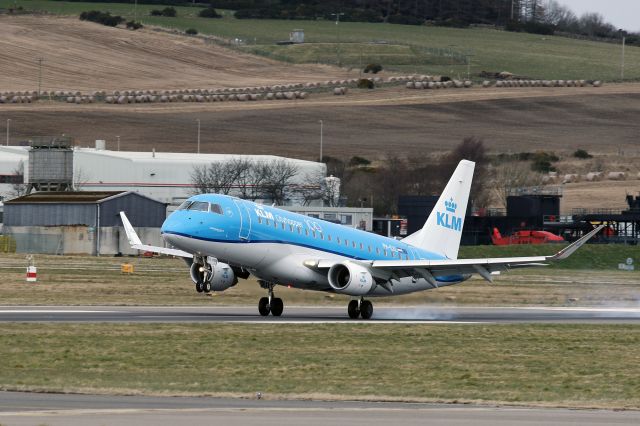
[210, 203, 223, 215]
[177, 200, 193, 210]
[187, 201, 209, 212]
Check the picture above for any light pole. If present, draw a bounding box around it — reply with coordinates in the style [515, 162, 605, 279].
[196, 119, 201, 154]
[116, 135, 121, 151]
[6, 118, 10, 146]
[319, 120, 323, 162]
[619, 29, 626, 81]
[37, 57, 44, 97]
[331, 12, 345, 67]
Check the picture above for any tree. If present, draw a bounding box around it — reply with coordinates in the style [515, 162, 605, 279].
[492, 161, 543, 208]
[444, 137, 490, 208]
[10, 161, 27, 198]
[199, 7, 222, 18]
[260, 159, 299, 205]
[190, 161, 245, 195]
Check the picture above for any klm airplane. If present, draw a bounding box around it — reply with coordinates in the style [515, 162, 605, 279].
[120, 160, 602, 319]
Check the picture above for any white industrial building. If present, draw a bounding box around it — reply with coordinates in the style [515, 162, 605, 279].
[0, 145, 328, 205]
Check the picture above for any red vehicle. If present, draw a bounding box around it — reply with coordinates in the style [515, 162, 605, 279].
[491, 227, 565, 245]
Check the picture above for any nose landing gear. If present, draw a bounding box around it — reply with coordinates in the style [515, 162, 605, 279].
[258, 281, 284, 317]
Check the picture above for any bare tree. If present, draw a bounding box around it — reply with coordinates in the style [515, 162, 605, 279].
[492, 161, 544, 208]
[260, 159, 299, 205]
[190, 160, 247, 195]
[72, 167, 90, 191]
[294, 171, 341, 207]
[10, 161, 27, 198]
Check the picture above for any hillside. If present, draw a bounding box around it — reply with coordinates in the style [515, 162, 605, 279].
[0, 15, 355, 91]
[3, 0, 639, 81]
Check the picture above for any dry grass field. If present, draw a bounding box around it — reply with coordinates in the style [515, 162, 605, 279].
[1, 14, 639, 211]
[0, 15, 356, 91]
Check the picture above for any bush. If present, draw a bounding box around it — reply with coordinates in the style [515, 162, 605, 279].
[151, 7, 176, 17]
[198, 7, 222, 18]
[126, 20, 143, 30]
[349, 156, 371, 167]
[185, 28, 198, 35]
[573, 149, 593, 159]
[79, 10, 124, 27]
[357, 79, 374, 89]
[363, 63, 383, 74]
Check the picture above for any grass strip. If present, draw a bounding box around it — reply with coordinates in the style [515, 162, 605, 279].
[1, 323, 639, 408]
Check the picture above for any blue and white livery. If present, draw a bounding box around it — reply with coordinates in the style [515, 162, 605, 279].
[120, 160, 603, 319]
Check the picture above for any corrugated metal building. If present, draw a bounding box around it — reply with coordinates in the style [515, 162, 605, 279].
[3, 191, 166, 255]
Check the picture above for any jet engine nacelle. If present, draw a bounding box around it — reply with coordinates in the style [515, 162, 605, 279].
[327, 261, 374, 296]
[190, 261, 237, 291]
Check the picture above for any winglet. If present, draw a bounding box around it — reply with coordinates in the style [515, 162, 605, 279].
[119, 211, 143, 246]
[549, 224, 605, 261]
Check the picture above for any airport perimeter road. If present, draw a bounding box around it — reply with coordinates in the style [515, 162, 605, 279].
[1, 305, 640, 323]
[1, 392, 639, 426]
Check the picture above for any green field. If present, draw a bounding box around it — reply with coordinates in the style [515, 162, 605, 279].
[1, 323, 639, 408]
[3, 0, 640, 80]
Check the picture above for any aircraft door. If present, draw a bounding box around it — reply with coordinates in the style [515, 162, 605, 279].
[233, 200, 252, 241]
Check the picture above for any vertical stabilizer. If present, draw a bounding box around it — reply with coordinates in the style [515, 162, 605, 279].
[402, 160, 475, 259]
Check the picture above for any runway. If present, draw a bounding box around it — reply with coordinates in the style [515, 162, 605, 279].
[1, 391, 639, 426]
[1, 305, 640, 323]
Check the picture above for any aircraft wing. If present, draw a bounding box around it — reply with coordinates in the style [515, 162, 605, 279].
[311, 225, 604, 284]
[120, 212, 193, 258]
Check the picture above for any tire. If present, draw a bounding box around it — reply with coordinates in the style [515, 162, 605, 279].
[360, 300, 373, 320]
[258, 297, 270, 316]
[348, 300, 360, 319]
[271, 298, 284, 317]
[195, 282, 204, 293]
[203, 281, 211, 293]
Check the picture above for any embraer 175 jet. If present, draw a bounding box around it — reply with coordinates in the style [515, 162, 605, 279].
[120, 160, 602, 319]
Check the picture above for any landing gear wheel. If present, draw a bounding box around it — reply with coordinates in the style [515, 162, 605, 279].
[258, 297, 270, 316]
[360, 300, 373, 320]
[271, 298, 284, 317]
[195, 281, 204, 293]
[203, 281, 212, 293]
[348, 300, 360, 319]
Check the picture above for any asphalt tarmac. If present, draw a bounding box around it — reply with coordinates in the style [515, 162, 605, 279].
[1, 391, 639, 426]
[1, 305, 640, 323]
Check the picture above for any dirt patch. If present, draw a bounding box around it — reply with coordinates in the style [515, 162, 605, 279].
[0, 15, 356, 92]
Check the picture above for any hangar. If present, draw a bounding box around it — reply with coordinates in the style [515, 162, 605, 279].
[3, 191, 166, 255]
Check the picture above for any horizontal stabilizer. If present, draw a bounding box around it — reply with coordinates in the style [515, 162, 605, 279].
[119, 211, 192, 258]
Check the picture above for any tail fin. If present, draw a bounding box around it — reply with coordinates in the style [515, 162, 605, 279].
[402, 160, 475, 259]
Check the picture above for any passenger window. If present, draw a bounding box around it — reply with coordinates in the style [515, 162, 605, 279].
[352, 241, 356, 248]
[258, 217, 262, 224]
[368, 246, 371, 253]
[305, 229, 309, 236]
[376, 247, 380, 254]
[320, 233, 324, 240]
[383, 249, 387, 256]
[187, 201, 209, 211]
[210, 203, 223, 215]
[392, 251, 397, 258]
[337, 237, 341, 244]
[328, 235, 332, 242]
[345, 239, 349, 246]
[289, 224, 294, 232]
[359, 243, 363, 250]
[266, 219, 270, 226]
[281, 223, 285, 230]
[312, 231, 316, 238]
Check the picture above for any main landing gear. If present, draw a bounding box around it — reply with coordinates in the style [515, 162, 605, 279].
[348, 298, 373, 320]
[258, 281, 284, 317]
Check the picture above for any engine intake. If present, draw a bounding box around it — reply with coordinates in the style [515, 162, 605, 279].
[327, 261, 374, 296]
[190, 261, 237, 291]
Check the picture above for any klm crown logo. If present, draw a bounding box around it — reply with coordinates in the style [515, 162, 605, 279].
[437, 197, 462, 232]
[445, 198, 457, 213]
